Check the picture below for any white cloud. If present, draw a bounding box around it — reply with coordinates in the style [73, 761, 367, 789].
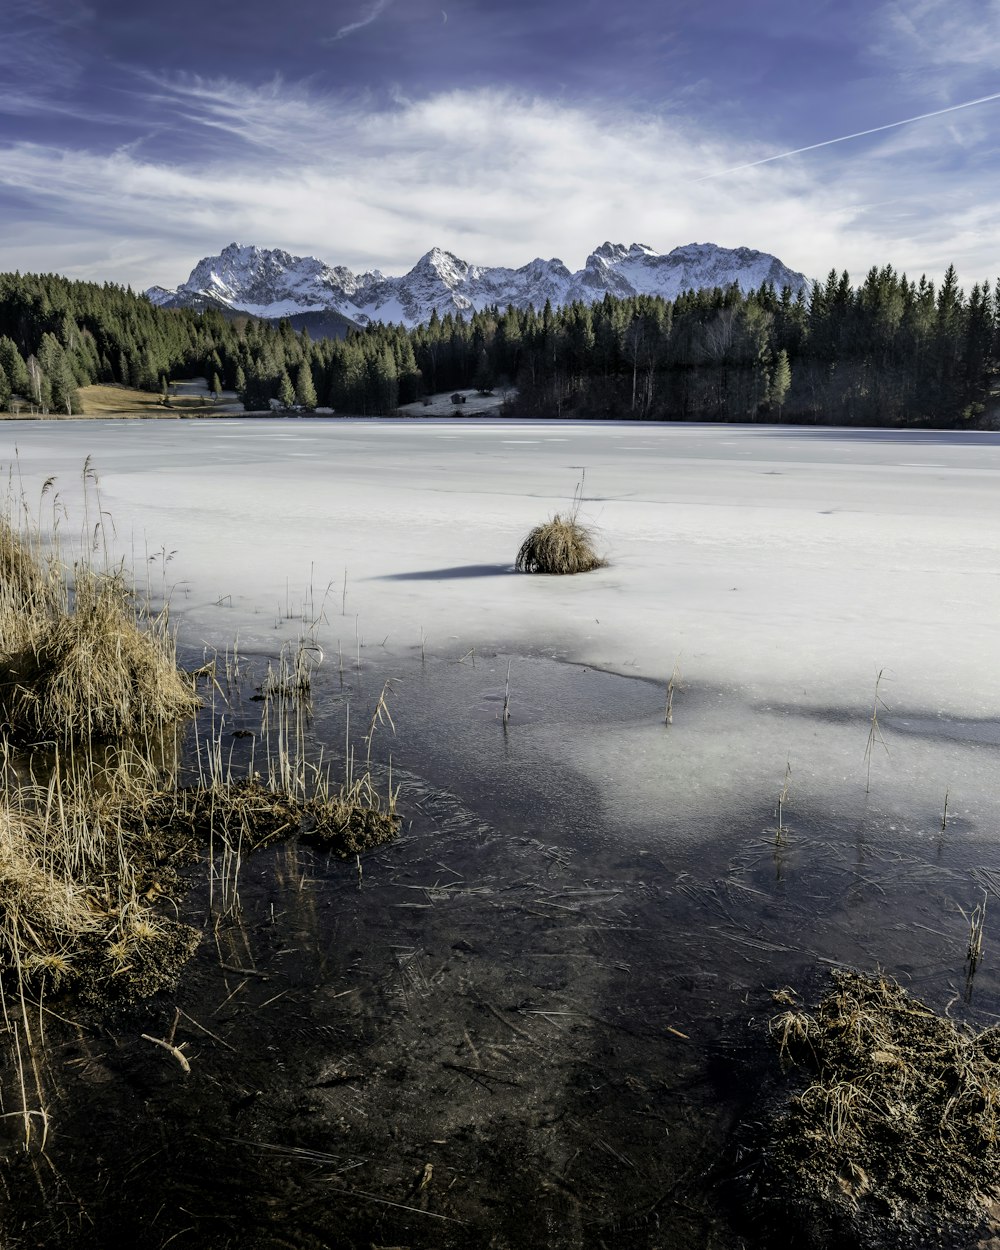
[877, 0, 1000, 72]
[328, 0, 394, 42]
[2, 81, 1000, 290]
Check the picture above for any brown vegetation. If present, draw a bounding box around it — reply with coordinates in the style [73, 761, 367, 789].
[515, 513, 605, 575]
[0, 479, 399, 1019]
[766, 971, 1000, 1238]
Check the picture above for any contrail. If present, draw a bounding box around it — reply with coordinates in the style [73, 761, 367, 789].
[695, 89, 1000, 181]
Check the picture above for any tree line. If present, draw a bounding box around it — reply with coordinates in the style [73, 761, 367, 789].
[0, 263, 996, 426]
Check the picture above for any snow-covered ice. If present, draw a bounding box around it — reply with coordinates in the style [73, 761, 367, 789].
[7, 417, 1000, 860]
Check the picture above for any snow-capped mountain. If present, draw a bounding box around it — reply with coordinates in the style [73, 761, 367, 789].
[148, 240, 809, 330]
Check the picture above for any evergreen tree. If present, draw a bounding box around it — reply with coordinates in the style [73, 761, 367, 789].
[770, 350, 791, 418]
[295, 361, 317, 410]
[0, 336, 29, 397]
[278, 369, 295, 409]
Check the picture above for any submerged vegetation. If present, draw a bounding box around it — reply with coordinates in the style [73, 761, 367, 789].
[764, 971, 1000, 1243]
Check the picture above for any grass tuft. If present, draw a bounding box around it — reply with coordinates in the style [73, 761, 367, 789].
[515, 513, 605, 576]
[765, 970, 1000, 1235]
[0, 569, 199, 745]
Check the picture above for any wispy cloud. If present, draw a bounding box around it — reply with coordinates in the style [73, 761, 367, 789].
[133, 73, 341, 155]
[328, 0, 393, 43]
[877, 0, 1000, 74]
[2, 78, 999, 290]
[0, 0, 95, 118]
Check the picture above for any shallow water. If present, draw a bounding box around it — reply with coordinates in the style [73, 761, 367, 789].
[6, 647, 999, 1249]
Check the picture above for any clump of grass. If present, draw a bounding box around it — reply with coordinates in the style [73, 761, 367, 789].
[256, 636, 323, 702]
[764, 970, 1000, 1238]
[161, 776, 399, 859]
[0, 804, 100, 985]
[0, 517, 59, 659]
[0, 569, 199, 745]
[0, 517, 57, 618]
[0, 757, 202, 1003]
[515, 513, 605, 575]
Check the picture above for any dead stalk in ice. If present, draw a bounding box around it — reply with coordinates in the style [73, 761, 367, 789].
[864, 669, 890, 795]
[502, 660, 512, 725]
[141, 1033, 191, 1073]
[942, 789, 950, 832]
[664, 657, 681, 726]
[776, 760, 792, 842]
[961, 890, 988, 967]
[364, 680, 397, 772]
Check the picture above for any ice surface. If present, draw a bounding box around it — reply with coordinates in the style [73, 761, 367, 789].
[6, 418, 1000, 854]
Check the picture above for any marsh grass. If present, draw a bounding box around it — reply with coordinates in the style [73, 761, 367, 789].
[961, 890, 988, 972]
[515, 513, 606, 575]
[0, 465, 199, 747]
[0, 469, 398, 1013]
[0, 517, 58, 631]
[766, 970, 1000, 1233]
[516, 472, 605, 575]
[0, 570, 198, 746]
[0, 465, 402, 1161]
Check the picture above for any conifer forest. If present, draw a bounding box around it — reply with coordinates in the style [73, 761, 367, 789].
[0, 263, 996, 426]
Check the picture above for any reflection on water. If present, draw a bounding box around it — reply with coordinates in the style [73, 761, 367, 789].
[3, 649, 999, 1248]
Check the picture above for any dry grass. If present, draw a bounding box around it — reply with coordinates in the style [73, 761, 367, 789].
[0, 469, 399, 1027]
[0, 569, 199, 746]
[766, 971, 1000, 1232]
[74, 384, 234, 419]
[0, 748, 202, 1002]
[0, 804, 100, 982]
[157, 776, 399, 859]
[0, 519, 57, 616]
[515, 513, 605, 575]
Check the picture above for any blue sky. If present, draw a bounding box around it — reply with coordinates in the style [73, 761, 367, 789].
[2, 0, 1000, 290]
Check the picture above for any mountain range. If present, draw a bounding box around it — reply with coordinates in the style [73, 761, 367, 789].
[147, 240, 810, 331]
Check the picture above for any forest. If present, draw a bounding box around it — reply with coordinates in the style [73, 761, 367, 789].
[0, 262, 995, 427]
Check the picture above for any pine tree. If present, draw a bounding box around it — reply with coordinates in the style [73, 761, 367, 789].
[770, 349, 791, 418]
[295, 361, 317, 410]
[278, 369, 295, 409]
[0, 336, 29, 397]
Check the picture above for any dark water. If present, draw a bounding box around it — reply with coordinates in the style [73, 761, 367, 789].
[3, 648, 999, 1249]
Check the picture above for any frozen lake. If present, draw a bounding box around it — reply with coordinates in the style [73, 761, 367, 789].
[11, 417, 1000, 851]
[5, 417, 1000, 1247]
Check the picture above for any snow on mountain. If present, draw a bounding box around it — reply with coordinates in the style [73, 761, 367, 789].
[148, 240, 809, 330]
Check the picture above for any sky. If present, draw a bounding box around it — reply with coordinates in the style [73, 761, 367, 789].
[2, 0, 1000, 291]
